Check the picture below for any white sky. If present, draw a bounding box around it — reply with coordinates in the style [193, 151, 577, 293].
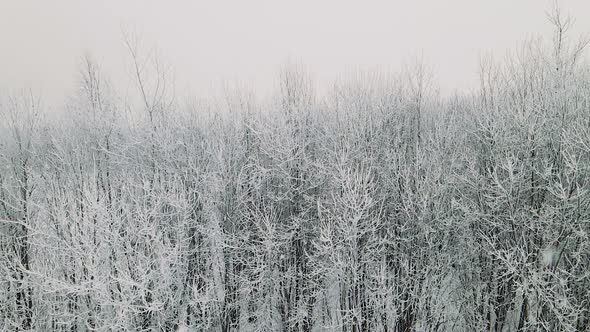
[1, 0, 590, 106]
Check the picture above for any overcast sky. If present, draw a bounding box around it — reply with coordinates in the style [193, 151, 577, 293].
[1, 0, 590, 106]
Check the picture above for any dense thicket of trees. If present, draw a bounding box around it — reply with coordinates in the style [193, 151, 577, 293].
[1, 9, 590, 332]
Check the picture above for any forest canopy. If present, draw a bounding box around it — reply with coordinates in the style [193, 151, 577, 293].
[1, 6, 590, 332]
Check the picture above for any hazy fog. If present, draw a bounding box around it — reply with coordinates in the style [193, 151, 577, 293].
[1, 0, 590, 106]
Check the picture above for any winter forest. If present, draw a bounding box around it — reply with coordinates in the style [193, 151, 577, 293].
[1, 5, 590, 332]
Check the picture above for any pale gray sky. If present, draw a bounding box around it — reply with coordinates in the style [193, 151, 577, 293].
[1, 0, 589, 106]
